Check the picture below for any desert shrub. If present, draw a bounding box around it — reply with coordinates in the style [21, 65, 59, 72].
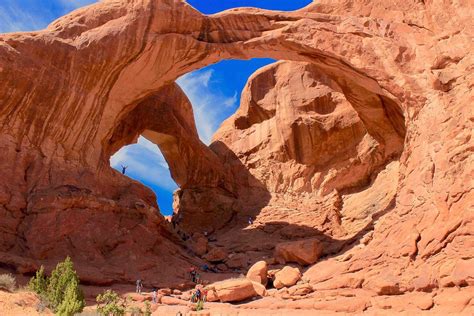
[144, 301, 151, 316]
[196, 299, 204, 311]
[29, 257, 85, 315]
[0, 273, 16, 291]
[56, 277, 85, 316]
[96, 289, 125, 316]
[47, 256, 85, 315]
[28, 265, 48, 295]
[129, 306, 142, 316]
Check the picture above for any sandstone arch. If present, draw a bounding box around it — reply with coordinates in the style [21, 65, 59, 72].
[0, 0, 472, 307]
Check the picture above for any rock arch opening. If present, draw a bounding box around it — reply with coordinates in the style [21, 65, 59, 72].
[110, 136, 178, 215]
[186, 0, 313, 15]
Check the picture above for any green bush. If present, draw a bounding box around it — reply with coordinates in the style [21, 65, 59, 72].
[56, 278, 84, 316]
[196, 299, 204, 311]
[28, 265, 48, 295]
[96, 289, 125, 316]
[144, 301, 151, 316]
[0, 273, 16, 291]
[129, 306, 142, 316]
[28, 257, 85, 316]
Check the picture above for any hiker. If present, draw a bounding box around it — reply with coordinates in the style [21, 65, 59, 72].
[121, 165, 128, 175]
[192, 287, 201, 303]
[152, 287, 157, 303]
[136, 279, 143, 294]
[202, 288, 208, 302]
[248, 216, 254, 225]
[195, 272, 201, 284]
[189, 267, 197, 283]
[196, 287, 201, 301]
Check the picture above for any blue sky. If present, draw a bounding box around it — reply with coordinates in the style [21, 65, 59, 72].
[1, 0, 312, 215]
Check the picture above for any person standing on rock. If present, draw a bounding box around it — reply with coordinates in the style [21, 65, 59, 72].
[136, 279, 143, 294]
[248, 216, 254, 225]
[189, 267, 197, 283]
[121, 165, 128, 175]
[152, 287, 157, 303]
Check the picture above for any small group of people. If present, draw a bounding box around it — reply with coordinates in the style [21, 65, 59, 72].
[191, 284, 208, 305]
[136, 279, 159, 303]
[188, 266, 201, 284]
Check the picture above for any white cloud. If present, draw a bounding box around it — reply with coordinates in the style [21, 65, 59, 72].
[224, 91, 238, 108]
[0, 2, 48, 32]
[177, 69, 238, 144]
[110, 136, 177, 192]
[0, 0, 97, 33]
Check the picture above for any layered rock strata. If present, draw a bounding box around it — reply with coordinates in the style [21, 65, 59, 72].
[0, 1, 471, 312]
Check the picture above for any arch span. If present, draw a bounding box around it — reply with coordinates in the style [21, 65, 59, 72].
[6, 0, 461, 290]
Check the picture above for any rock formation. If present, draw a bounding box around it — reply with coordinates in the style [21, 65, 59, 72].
[0, 0, 472, 313]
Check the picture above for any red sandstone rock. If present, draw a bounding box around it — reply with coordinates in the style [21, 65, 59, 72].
[0, 0, 472, 314]
[203, 248, 228, 263]
[212, 278, 260, 302]
[288, 284, 314, 297]
[273, 267, 301, 289]
[274, 239, 323, 266]
[225, 253, 249, 269]
[190, 236, 208, 257]
[250, 281, 266, 297]
[246, 261, 268, 286]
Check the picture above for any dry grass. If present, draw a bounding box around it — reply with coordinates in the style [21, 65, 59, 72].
[0, 274, 16, 292]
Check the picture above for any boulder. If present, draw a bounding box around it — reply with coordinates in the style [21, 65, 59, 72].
[246, 261, 268, 286]
[274, 239, 323, 266]
[251, 281, 267, 297]
[226, 253, 249, 269]
[158, 288, 172, 296]
[204, 247, 228, 262]
[216, 263, 229, 272]
[273, 266, 301, 289]
[205, 288, 219, 302]
[126, 293, 152, 302]
[288, 283, 313, 296]
[191, 236, 208, 257]
[213, 279, 260, 302]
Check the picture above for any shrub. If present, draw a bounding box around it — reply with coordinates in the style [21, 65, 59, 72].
[28, 257, 85, 315]
[144, 301, 151, 316]
[0, 273, 16, 292]
[129, 306, 142, 316]
[28, 265, 48, 295]
[196, 299, 204, 311]
[96, 289, 125, 316]
[56, 278, 85, 316]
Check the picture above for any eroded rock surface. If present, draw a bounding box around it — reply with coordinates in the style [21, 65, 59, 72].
[0, 0, 472, 313]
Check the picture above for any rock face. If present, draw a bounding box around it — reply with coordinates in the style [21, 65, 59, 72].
[0, 0, 472, 312]
[274, 239, 323, 266]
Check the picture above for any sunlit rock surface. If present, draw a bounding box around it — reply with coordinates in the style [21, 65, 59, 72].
[0, 0, 472, 313]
